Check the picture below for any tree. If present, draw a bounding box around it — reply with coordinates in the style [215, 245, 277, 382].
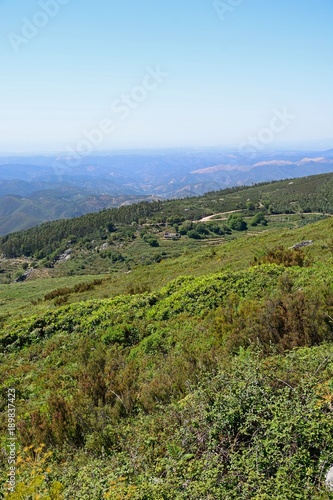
[250, 212, 267, 226]
[196, 223, 210, 235]
[227, 214, 247, 231]
[246, 201, 256, 211]
[179, 221, 194, 235]
[187, 230, 201, 239]
[143, 235, 159, 247]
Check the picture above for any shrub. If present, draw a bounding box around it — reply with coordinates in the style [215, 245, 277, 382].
[250, 211, 267, 226]
[44, 287, 72, 301]
[196, 223, 210, 235]
[214, 288, 333, 354]
[187, 230, 201, 239]
[227, 214, 247, 231]
[253, 245, 307, 267]
[142, 235, 159, 247]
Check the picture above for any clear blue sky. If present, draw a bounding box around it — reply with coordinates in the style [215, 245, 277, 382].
[0, 0, 332, 152]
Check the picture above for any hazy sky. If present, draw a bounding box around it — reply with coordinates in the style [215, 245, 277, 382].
[0, 0, 332, 152]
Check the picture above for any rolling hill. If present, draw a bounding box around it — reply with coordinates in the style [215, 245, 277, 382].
[1, 148, 333, 236]
[2, 172, 333, 498]
[0, 188, 157, 236]
[1, 171, 333, 260]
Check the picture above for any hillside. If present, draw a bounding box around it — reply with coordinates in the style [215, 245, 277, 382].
[1, 171, 333, 262]
[0, 188, 157, 236]
[1, 148, 333, 235]
[2, 173, 333, 498]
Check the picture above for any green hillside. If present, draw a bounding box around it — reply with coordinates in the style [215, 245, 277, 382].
[2, 174, 333, 498]
[0, 190, 155, 237]
[1, 171, 333, 260]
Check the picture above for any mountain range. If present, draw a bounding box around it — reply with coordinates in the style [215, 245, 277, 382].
[0, 147, 333, 235]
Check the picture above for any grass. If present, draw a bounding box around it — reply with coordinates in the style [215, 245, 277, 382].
[0, 274, 109, 322]
[2, 214, 333, 328]
[0, 206, 331, 332]
[2, 201, 333, 497]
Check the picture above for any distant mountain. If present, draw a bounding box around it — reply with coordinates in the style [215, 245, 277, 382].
[0, 188, 157, 236]
[2, 171, 333, 260]
[1, 148, 333, 235]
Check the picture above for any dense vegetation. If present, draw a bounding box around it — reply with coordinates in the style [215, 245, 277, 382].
[1, 172, 333, 260]
[0, 190, 153, 237]
[2, 173, 333, 498]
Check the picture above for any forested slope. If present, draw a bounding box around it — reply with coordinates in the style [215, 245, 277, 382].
[2, 172, 333, 259]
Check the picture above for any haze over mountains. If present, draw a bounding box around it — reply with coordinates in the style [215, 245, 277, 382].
[1, 147, 333, 236]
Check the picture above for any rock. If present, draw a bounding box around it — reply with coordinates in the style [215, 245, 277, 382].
[290, 240, 313, 249]
[14, 268, 33, 282]
[325, 466, 333, 491]
[57, 249, 72, 263]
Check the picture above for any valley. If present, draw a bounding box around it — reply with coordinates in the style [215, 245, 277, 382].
[1, 148, 333, 235]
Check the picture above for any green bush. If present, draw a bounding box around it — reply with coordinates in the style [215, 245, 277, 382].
[227, 213, 248, 231]
[187, 230, 201, 239]
[251, 211, 267, 226]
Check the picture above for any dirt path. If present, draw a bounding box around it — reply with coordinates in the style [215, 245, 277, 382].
[196, 210, 241, 223]
[268, 212, 333, 217]
[196, 211, 332, 224]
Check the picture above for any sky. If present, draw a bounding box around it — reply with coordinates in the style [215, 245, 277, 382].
[0, 0, 332, 153]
